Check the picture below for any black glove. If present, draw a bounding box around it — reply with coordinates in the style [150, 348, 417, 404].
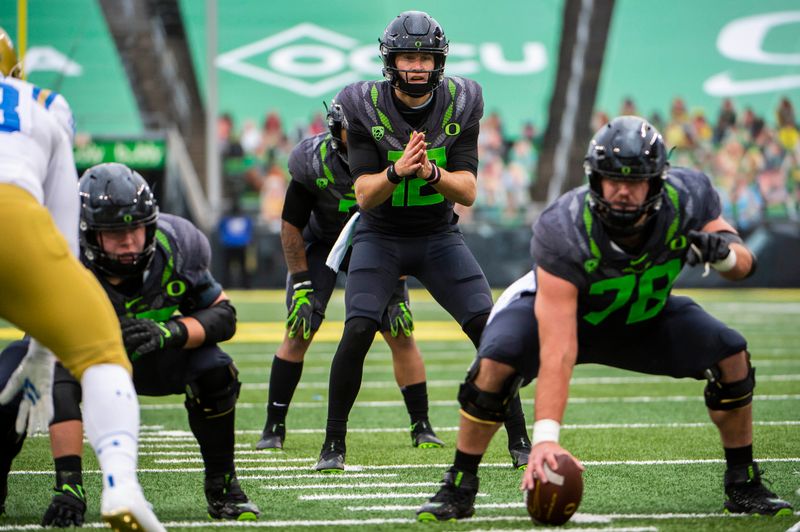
[386, 280, 414, 337]
[686, 230, 732, 267]
[41, 483, 86, 527]
[286, 272, 317, 340]
[120, 317, 188, 359]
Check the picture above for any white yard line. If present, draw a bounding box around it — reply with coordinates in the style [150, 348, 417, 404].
[140, 394, 800, 410]
[260, 481, 440, 490]
[131, 419, 800, 439]
[239, 373, 800, 390]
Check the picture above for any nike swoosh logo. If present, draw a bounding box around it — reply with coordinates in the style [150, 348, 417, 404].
[125, 296, 144, 310]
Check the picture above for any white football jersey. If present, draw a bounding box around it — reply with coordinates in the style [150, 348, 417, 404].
[0, 74, 80, 254]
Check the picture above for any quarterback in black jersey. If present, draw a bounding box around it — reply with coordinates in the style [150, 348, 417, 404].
[255, 100, 446, 452]
[37, 163, 260, 524]
[418, 116, 792, 521]
[314, 11, 531, 473]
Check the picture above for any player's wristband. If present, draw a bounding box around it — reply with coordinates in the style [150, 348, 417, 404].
[386, 164, 403, 184]
[290, 271, 312, 289]
[532, 419, 561, 446]
[425, 162, 441, 185]
[711, 248, 737, 272]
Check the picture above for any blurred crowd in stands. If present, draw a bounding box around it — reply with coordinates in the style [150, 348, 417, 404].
[216, 96, 800, 285]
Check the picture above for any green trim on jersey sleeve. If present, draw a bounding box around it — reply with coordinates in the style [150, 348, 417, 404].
[371, 85, 394, 134]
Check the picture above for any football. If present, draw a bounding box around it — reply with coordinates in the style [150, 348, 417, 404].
[525, 454, 584, 526]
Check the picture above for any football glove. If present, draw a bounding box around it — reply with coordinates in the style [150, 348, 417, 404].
[120, 317, 188, 359]
[0, 341, 55, 435]
[286, 272, 317, 340]
[686, 230, 732, 267]
[386, 282, 414, 338]
[41, 483, 86, 527]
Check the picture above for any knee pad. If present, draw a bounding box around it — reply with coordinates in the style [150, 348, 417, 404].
[704, 362, 756, 411]
[52, 363, 83, 424]
[457, 359, 523, 423]
[185, 363, 241, 419]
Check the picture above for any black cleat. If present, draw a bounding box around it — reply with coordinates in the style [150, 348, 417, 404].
[314, 440, 346, 473]
[509, 437, 532, 470]
[417, 467, 479, 522]
[205, 473, 260, 521]
[256, 423, 285, 450]
[724, 462, 793, 516]
[411, 420, 445, 448]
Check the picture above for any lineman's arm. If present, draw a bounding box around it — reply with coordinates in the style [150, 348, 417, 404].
[180, 292, 232, 349]
[521, 266, 583, 489]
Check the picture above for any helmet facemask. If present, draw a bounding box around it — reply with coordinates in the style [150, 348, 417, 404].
[379, 11, 448, 97]
[79, 163, 159, 278]
[584, 116, 669, 236]
[325, 100, 348, 164]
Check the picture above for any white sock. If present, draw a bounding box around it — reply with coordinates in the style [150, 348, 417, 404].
[81, 363, 140, 490]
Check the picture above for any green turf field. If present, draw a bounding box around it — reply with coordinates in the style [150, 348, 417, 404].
[1, 288, 798, 531]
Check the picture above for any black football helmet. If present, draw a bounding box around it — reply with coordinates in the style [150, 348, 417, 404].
[584, 115, 669, 234]
[324, 97, 348, 163]
[379, 11, 448, 97]
[78, 163, 159, 278]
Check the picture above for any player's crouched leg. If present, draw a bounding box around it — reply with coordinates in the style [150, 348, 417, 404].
[705, 353, 793, 516]
[184, 360, 260, 520]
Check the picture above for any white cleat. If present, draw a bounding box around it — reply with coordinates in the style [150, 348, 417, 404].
[101, 483, 165, 532]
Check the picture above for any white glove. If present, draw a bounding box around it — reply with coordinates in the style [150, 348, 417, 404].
[0, 341, 55, 435]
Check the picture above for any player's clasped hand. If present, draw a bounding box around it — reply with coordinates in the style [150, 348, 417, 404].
[120, 317, 187, 359]
[394, 131, 428, 178]
[686, 229, 731, 266]
[286, 276, 317, 340]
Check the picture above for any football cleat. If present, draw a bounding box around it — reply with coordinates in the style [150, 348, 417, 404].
[205, 473, 260, 521]
[41, 481, 87, 527]
[256, 422, 285, 450]
[417, 467, 479, 522]
[509, 437, 532, 470]
[723, 463, 793, 516]
[411, 419, 445, 448]
[314, 440, 346, 473]
[101, 481, 165, 532]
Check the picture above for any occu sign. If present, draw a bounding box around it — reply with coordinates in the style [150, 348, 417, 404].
[267, 42, 548, 78]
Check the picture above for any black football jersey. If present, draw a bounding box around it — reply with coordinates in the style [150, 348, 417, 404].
[531, 167, 721, 327]
[87, 213, 223, 321]
[288, 133, 358, 245]
[337, 77, 483, 236]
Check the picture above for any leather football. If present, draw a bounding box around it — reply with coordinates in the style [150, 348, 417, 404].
[525, 454, 583, 525]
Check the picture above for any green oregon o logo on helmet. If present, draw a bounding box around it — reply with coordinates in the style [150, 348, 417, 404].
[621, 166, 632, 176]
[123, 214, 133, 223]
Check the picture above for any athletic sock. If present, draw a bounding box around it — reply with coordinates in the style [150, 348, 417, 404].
[80, 364, 139, 490]
[188, 408, 236, 477]
[453, 449, 483, 476]
[266, 356, 303, 427]
[504, 394, 531, 447]
[724, 444, 753, 470]
[401, 381, 429, 425]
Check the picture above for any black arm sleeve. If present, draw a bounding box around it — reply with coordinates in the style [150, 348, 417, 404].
[446, 123, 479, 175]
[347, 128, 385, 179]
[192, 299, 237, 346]
[281, 180, 316, 229]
